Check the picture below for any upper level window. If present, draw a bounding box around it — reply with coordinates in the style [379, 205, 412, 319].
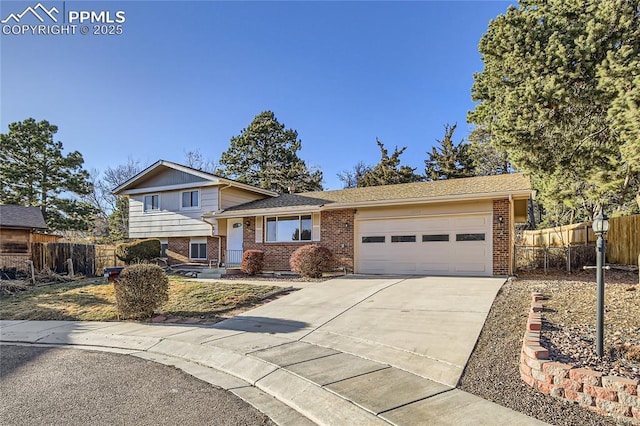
[266, 215, 312, 242]
[144, 194, 159, 212]
[181, 190, 199, 209]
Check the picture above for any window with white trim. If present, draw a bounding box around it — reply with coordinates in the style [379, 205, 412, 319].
[190, 238, 207, 260]
[265, 215, 312, 242]
[181, 190, 199, 209]
[144, 194, 159, 212]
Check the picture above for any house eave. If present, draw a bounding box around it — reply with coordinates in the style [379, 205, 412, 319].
[321, 189, 533, 210]
[209, 205, 323, 218]
[206, 189, 532, 218]
[112, 159, 277, 197]
[0, 225, 47, 231]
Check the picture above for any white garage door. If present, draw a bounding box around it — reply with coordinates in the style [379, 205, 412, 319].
[356, 214, 493, 276]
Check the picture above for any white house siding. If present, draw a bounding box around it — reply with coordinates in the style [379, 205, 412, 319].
[221, 188, 265, 210]
[128, 187, 218, 238]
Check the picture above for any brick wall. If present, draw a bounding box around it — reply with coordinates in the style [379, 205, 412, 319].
[493, 199, 510, 275]
[167, 237, 190, 265]
[521, 293, 640, 422]
[166, 237, 219, 265]
[207, 237, 220, 266]
[320, 209, 354, 271]
[242, 209, 355, 272]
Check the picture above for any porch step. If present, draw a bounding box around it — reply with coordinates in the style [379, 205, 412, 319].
[197, 268, 226, 279]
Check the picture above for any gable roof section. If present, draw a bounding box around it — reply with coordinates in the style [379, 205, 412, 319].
[215, 173, 532, 217]
[112, 160, 277, 196]
[0, 205, 47, 229]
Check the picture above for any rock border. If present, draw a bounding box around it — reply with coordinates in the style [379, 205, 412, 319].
[520, 292, 640, 423]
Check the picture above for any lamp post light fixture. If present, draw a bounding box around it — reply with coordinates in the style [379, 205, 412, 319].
[592, 209, 610, 358]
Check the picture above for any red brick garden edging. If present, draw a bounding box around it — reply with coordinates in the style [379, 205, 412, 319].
[520, 293, 640, 423]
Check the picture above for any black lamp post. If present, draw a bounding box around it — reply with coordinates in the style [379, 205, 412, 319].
[592, 209, 610, 357]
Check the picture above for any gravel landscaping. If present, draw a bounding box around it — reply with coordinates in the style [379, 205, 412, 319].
[459, 270, 639, 426]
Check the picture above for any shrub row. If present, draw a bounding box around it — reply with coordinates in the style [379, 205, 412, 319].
[239, 245, 334, 278]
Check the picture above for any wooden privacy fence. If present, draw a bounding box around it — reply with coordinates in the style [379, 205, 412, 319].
[520, 222, 595, 246]
[607, 215, 640, 266]
[95, 245, 125, 273]
[31, 233, 62, 243]
[31, 243, 123, 277]
[520, 214, 640, 266]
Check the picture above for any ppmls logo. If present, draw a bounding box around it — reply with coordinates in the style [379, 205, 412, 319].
[1, 3, 59, 23]
[2, 2, 126, 36]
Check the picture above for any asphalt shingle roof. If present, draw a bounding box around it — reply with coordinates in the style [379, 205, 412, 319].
[0, 205, 47, 229]
[222, 173, 531, 212]
[223, 194, 328, 211]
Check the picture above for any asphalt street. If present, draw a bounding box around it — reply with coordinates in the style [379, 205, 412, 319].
[0, 345, 274, 426]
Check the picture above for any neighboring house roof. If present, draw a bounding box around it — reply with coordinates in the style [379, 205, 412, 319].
[215, 173, 532, 217]
[112, 160, 278, 197]
[0, 205, 47, 229]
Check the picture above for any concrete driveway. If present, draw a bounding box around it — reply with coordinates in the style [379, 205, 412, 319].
[219, 275, 504, 387]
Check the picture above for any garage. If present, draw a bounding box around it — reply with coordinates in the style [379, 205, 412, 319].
[355, 213, 493, 276]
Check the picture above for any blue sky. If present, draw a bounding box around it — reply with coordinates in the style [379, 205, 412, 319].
[1, 1, 512, 190]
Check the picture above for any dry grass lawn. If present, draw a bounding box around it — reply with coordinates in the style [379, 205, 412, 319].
[0, 277, 282, 322]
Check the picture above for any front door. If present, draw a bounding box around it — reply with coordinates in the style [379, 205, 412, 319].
[226, 219, 244, 266]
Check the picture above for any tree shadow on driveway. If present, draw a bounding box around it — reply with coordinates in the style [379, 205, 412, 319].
[211, 315, 310, 334]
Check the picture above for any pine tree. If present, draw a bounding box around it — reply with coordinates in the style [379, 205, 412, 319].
[425, 123, 475, 180]
[466, 125, 511, 176]
[468, 0, 640, 223]
[359, 140, 423, 187]
[219, 111, 322, 193]
[0, 118, 97, 230]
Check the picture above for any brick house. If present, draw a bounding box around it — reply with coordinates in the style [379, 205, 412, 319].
[112, 160, 276, 267]
[116, 161, 532, 276]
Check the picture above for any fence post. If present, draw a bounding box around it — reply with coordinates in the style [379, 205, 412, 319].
[566, 246, 571, 272]
[66, 258, 74, 278]
[27, 260, 35, 285]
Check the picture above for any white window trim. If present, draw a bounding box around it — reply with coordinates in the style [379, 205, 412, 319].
[189, 238, 207, 260]
[180, 189, 201, 211]
[143, 194, 161, 213]
[265, 215, 313, 243]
